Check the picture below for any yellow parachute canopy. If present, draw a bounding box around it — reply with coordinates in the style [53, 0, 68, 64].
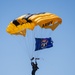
[6, 12, 62, 36]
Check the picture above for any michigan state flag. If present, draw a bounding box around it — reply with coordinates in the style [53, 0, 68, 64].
[35, 37, 53, 51]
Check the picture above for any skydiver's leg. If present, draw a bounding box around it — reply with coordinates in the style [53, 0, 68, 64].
[32, 70, 35, 75]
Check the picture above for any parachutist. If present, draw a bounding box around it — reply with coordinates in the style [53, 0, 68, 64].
[31, 58, 39, 75]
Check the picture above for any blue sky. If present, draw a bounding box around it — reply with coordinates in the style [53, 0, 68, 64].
[0, 0, 75, 75]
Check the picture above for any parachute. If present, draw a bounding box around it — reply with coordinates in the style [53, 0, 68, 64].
[6, 12, 62, 36]
[6, 12, 62, 59]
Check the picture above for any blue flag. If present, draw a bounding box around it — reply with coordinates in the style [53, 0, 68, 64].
[35, 37, 53, 51]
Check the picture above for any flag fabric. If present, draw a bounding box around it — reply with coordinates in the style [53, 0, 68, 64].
[35, 37, 53, 51]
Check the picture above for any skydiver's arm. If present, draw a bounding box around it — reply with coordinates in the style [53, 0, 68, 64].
[35, 60, 37, 65]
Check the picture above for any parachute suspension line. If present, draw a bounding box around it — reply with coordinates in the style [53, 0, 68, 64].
[29, 26, 38, 59]
[24, 29, 36, 60]
[30, 30, 35, 59]
[24, 30, 35, 60]
[24, 36, 31, 60]
[30, 31, 35, 60]
[32, 26, 42, 59]
[35, 27, 43, 58]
